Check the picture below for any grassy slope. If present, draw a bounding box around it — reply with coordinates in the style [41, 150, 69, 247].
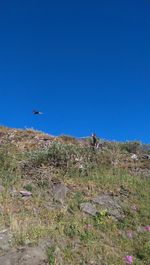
[0, 126, 150, 265]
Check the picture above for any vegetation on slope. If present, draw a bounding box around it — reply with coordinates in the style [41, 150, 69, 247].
[0, 126, 149, 265]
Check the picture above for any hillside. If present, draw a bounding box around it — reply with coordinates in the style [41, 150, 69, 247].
[0, 126, 149, 265]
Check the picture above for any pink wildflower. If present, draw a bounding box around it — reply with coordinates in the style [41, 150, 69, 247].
[84, 224, 93, 230]
[127, 231, 133, 239]
[131, 204, 138, 212]
[123, 255, 133, 264]
[20, 190, 32, 196]
[144, 226, 150, 232]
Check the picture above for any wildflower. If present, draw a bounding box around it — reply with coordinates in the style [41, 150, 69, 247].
[144, 226, 150, 231]
[79, 164, 84, 169]
[84, 224, 93, 231]
[123, 255, 133, 264]
[20, 190, 32, 196]
[131, 204, 138, 212]
[127, 231, 133, 239]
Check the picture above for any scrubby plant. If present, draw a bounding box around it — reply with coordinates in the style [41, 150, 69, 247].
[120, 141, 142, 154]
[64, 224, 79, 238]
[59, 135, 79, 144]
[21, 142, 101, 176]
[0, 128, 150, 265]
[46, 246, 55, 265]
[0, 145, 20, 186]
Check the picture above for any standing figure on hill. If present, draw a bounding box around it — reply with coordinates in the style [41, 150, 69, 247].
[91, 133, 97, 148]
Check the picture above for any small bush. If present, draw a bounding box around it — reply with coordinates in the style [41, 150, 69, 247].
[120, 141, 142, 153]
[64, 224, 78, 238]
[47, 246, 55, 265]
[21, 142, 100, 174]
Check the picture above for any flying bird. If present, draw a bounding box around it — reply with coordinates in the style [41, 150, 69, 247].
[32, 110, 43, 115]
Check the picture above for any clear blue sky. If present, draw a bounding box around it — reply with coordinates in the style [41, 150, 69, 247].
[0, 0, 149, 143]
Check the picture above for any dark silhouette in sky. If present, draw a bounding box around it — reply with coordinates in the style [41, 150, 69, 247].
[33, 110, 43, 115]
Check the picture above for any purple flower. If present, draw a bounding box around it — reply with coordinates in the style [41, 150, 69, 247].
[144, 226, 150, 232]
[123, 255, 133, 264]
[20, 190, 32, 196]
[84, 224, 93, 231]
[131, 204, 139, 212]
[127, 231, 133, 239]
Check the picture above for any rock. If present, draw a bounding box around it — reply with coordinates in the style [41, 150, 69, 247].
[19, 247, 48, 265]
[0, 230, 12, 251]
[131, 154, 138, 160]
[92, 194, 125, 220]
[39, 238, 54, 250]
[0, 248, 48, 265]
[80, 202, 98, 216]
[0, 239, 53, 265]
[0, 229, 8, 233]
[52, 183, 69, 203]
[142, 154, 150, 160]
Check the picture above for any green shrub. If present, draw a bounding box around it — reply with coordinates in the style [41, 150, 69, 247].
[120, 141, 142, 153]
[22, 142, 100, 174]
[47, 246, 55, 265]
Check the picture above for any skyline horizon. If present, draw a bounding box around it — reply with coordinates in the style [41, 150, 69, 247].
[1, 121, 149, 144]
